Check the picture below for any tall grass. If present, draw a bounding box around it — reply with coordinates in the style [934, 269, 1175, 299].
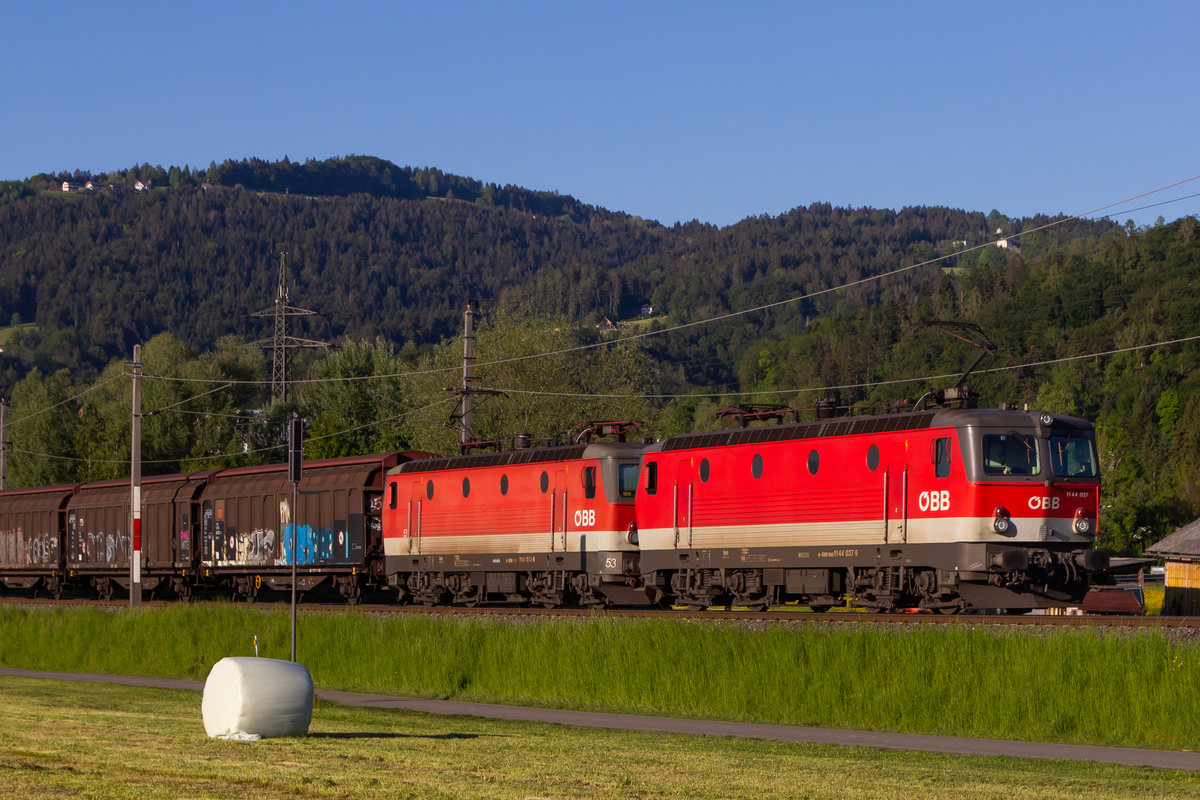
[1, 603, 1195, 750]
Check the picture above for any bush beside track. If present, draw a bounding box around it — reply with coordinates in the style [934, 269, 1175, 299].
[0, 603, 1195, 751]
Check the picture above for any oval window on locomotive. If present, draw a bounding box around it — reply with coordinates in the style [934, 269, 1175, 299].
[981, 433, 1040, 476]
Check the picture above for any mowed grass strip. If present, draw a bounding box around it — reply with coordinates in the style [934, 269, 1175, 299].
[0, 678, 1195, 800]
[1, 604, 1197, 751]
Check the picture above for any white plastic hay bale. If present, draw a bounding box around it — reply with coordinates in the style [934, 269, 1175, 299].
[202, 656, 314, 740]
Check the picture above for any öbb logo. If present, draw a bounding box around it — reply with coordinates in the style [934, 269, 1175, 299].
[574, 509, 596, 527]
[918, 490, 950, 512]
[1028, 496, 1062, 511]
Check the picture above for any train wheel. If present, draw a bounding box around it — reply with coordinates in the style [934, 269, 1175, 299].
[458, 585, 484, 607]
[732, 591, 770, 612]
[172, 578, 194, 603]
[336, 576, 362, 605]
[233, 577, 258, 603]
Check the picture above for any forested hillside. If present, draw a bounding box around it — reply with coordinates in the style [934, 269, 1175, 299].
[0, 155, 1109, 389]
[2, 155, 1198, 554]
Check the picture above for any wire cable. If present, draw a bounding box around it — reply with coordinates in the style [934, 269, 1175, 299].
[487, 331, 1200, 401]
[6, 373, 124, 428]
[7, 331, 1200, 467]
[143, 381, 234, 417]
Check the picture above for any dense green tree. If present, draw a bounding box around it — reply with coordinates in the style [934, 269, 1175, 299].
[7, 368, 84, 486]
[299, 338, 424, 459]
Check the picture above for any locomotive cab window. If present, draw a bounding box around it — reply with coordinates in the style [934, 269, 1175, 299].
[1050, 433, 1097, 478]
[618, 463, 639, 498]
[583, 466, 597, 499]
[982, 433, 1040, 476]
[933, 437, 951, 478]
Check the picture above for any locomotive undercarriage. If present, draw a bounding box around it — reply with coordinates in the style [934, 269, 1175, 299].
[387, 550, 645, 608]
[641, 542, 1106, 612]
[395, 568, 639, 608]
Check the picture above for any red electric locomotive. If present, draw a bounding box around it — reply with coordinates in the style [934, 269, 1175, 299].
[382, 437, 648, 607]
[634, 408, 1108, 613]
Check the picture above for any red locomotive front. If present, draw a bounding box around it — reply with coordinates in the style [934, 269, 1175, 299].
[382, 441, 647, 606]
[635, 408, 1106, 612]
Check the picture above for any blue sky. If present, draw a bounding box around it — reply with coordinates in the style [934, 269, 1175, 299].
[4, 2, 1197, 228]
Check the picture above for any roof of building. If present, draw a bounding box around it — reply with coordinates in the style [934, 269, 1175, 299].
[1145, 518, 1200, 559]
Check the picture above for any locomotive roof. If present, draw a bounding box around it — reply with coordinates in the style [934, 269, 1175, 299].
[659, 408, 1092, 452]
[391, 441, 647, 475]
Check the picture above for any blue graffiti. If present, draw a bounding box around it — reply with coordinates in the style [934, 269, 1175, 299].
[280, 523, 352, 565]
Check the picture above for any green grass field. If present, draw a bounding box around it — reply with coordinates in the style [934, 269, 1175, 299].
[0, 322, 36, 346]
[2, 677, 1196, 800]
[0, 604, 1195, 752]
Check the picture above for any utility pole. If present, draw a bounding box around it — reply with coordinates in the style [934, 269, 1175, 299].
[1, 395, 8, 491]
[446, 298, 505, 454]
[460, 298, 476, 450]
[1, 344, 7, 491]
[288, 415, 303, 662]
[130, 344, 142, 608]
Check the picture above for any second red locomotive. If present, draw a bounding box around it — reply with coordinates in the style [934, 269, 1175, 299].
[381, 438, 647, 607]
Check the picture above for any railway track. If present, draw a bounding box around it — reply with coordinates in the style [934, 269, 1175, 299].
[3, 593, 1195, 630]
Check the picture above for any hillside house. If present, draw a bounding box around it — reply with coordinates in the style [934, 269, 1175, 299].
[61, 181, 81, 192]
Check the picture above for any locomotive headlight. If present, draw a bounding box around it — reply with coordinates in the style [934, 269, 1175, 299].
[626, 523, 639, 546]
[1073, 507, 1093, 536]
[993, 506, 1012, 535]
